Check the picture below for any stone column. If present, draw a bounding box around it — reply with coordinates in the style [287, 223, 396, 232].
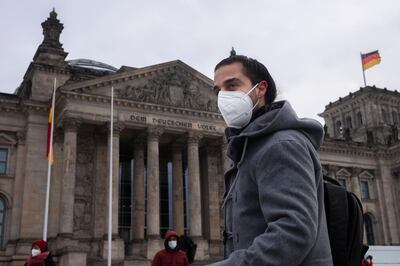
[350, 168, 362, 199]
[378, 160, 400, 244]
[146, 127, 163, 237]
[146, 127, 164, 259]
[9, 131, 26, 241]
[59, 118, 80, 237]
[105, 122, 124, 236]
[101, 122, 125, 261]
[131, 135, 146, 240]
[206, 146, 222, 256]
[375, 171, 391, 244]
[220, 138, 231, 173]
[187, 132, 202, 237]
[172, 143, 184, 235]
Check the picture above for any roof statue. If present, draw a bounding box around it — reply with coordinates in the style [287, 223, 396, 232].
[230, 47, 236, 57]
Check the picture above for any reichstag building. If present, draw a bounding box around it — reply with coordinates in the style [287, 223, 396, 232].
[0, 10, 399, 266]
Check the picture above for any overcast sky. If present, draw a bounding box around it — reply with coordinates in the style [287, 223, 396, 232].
[1, 0, 399, 123]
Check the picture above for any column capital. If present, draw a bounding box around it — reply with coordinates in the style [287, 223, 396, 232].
[147, 126, 164, 141]
[63, 117, 81, 132]
[16, 130, 26, 145]
[187, 131, 203, 144]
[107, 122, 125, 136]
[216, 136, 228, 148]
[351, 167, 363, 176]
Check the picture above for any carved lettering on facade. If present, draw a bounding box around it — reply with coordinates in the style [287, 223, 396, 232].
[129, 113, 219, 132]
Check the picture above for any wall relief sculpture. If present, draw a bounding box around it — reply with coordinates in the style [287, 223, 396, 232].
[116, 69, 218, 112]
[74, 134, 95, 237]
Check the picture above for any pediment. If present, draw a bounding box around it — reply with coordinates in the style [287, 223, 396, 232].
[0, 132, 17, 145]
[336, 168, 351, 177]
[359, 170, 374, 179]
[67, 60, 218, 113]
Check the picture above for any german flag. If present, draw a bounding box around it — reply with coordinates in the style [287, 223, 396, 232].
[361, 50, 381, 70]
[46, 105, 54, 164]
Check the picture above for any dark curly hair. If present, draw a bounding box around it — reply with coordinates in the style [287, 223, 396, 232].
[215, 55, 277, 105]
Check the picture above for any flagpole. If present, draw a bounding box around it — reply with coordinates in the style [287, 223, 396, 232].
[108, 86, 114, 266]
[43, 77, 56, 241]
[360, 52, 367, 87]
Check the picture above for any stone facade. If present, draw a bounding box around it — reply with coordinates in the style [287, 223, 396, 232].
[0, 9, 399, 266]
[319, 87, 400, 246]
[0, 10, 225, 266]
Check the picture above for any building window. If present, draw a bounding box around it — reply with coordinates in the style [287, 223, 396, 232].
[382, 109, 387, 123]
[338, 178, 347, 188]
[393, 111, 398, 125]
[0, 197, 5, 247]
[346, 116, 353, 129]
[364, 214, 375, 245]
[335, 120, 342, 136]
[357, 112, 363, 126]
[0, 149, 7, 174]
[360, 180, 370, 199]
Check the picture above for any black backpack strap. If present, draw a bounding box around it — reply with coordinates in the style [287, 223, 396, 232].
[324, 179, 349, 266]
[347, 192, 366, 266]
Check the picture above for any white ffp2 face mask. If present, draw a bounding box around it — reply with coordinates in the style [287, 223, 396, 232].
[31, 248, 41, 257]
[217, 83, 259, 129]
[168, 240, 177, 249]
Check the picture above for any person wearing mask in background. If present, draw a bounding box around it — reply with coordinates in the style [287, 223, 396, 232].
[152, 229, 189, 266]
[208, 54, 333, 265]
[361, 255, 373, 266]
[24, 239, 55, 266]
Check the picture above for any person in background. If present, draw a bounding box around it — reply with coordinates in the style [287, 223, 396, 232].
[362, 255, 373, 266]
[24, 239, 55, 266]
[152, 229, 189, 266]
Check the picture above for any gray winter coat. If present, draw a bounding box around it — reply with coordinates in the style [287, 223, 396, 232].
[209, 101, 333, 266]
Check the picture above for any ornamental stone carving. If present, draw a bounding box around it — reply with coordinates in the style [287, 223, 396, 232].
[147, 126, 164, 141]
[74, 134, 95, 236]
[107, 122, 125, 136]
[116, 70, 218, 112]
[63, 117, 81, 132]
[187, 131, 203, 144]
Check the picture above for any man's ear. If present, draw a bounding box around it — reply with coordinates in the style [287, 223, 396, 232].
[258, 80, 268, 98]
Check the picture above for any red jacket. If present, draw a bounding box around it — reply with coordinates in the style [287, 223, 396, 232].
[151, 230, 189, 266]
[361, 259, 373, 266]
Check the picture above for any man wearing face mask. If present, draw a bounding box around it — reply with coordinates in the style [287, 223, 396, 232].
[152, 229, 190, 266]
[209, 55, 333, 266]
[24, 239, 55, 266]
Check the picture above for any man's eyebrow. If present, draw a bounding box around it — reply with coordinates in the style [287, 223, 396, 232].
[213, 78, 240, 92]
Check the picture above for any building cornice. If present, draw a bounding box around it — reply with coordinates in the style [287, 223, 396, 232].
[319, 86, 400, 117]
[320, 138, 400, 160]
[61, 60, 213, 92]
[59, 90, 223, 120]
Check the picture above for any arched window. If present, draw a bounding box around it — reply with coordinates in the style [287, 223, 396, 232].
[382, 109, 387, 123]
[393, 111, 398, 125]
[335, 120, 342, 136]
[357, 112, 363, 126]
[0, 197, 5, 247]
[346, 116, 353, 129]
[364, 213, 375, 245]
